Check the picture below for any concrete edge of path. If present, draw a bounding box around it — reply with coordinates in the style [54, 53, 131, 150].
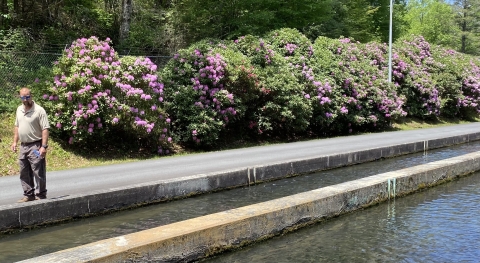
[19, 147, 480, 263]
[1, 132, 480, 233]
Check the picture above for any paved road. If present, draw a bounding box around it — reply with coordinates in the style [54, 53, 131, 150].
[1, 122, 480, 206]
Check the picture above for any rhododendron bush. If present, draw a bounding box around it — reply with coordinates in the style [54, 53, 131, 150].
[162, 40, 261, 146]
[311, 36, 406, 133]
[430, 47, 480, 118]
[393, 36, 441, 117]
[40, 37, 172, 153]
[32, 31, 480, 152]
[233, 31, 314, 136]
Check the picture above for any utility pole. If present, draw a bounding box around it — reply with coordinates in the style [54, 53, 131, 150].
[388, 0, 393, 83]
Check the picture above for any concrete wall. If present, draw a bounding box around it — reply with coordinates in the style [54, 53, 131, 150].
[19, 151, 480, 263]
[2, 133, 480, 233]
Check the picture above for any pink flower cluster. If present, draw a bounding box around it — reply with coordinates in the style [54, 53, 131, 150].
[42, 36, 171, 152]
[169, 48, 238, 144]
[285, 43, 298, 54]
[395, 36, 441, 116]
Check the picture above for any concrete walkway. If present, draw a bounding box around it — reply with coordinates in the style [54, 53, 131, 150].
[2, 122, 480, 232]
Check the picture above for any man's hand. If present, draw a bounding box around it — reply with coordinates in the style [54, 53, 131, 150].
[39, 147, 47, 158]
[11, 143, 17, 152]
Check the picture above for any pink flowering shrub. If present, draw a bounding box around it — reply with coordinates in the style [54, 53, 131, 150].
[31, 32, 480, 151]
[458, 60, 480, 116]
[429, 46, 480, 118]
[40, 36, 172, 153]
[161, 40, 260, 146]
[312, 37, 406, 133]
[429, 47, 467, 117]
[264, 30, 342, 135]
[394, 35, 441, 118]
[267, 28, 314, 64]
[234, 33, 313, 136]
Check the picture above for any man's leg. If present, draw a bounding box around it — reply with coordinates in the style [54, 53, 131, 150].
[19, 158, 35, 198]
[31, 153, 47, 199]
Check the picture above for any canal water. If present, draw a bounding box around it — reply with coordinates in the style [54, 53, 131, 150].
[1, 142, 480, 262]
[204, 172, 480, 263]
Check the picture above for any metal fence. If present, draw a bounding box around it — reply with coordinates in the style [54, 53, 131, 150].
[0, 51, 61, 95]
[0, 50, 173, 96]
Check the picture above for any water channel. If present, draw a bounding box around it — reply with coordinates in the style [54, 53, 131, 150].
[2, 141, 480, 262]
[204, 171, 480, 263]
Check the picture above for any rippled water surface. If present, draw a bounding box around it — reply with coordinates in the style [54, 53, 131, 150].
[1, 142, 480, 262]
[205, 173, 480, 263]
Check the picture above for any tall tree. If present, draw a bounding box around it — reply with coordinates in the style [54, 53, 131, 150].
[174, 0, 333, 44]
[0, 0, 8, 29]
[404, 0, 459, 48]
[308, 0, 407, 43]
[369, 0, 409, 43]
[453, 0, 480, 55]
[119, 0, 133, 44]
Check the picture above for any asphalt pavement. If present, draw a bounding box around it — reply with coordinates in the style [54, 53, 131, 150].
[2, 122, 480, 206]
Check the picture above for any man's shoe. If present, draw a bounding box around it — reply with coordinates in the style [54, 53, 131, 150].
[35, 196, 47, 200]
[17, 196, 35, 203]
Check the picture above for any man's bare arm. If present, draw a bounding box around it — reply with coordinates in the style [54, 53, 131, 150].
[11, 126, 19, 152]
[39, 129, 49, 157]
[41, 128, 49, 147]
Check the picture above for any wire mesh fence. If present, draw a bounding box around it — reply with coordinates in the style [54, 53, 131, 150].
[0, 50, 172, 112]
[0, 51, 60, 112]
[0, 51, 61, 95]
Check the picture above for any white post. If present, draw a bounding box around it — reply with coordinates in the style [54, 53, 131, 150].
[388, 0, 394, 83]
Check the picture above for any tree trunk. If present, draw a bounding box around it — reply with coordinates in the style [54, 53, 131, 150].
[119, 0, 133, 45]
[461, 1, 467, 53]
[41, 0, 49, 21]
[13, 0, 20, 16]
[0, 0, 8, 28]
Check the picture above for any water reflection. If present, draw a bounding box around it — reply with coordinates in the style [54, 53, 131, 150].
[205, 173, 480, 263]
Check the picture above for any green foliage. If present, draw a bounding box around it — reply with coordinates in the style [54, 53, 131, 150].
[0, 113, 17, 176]
[174, 0, 333, 44]
[0, 93, 17, 114]
[0, 28, 56, 113]
[405, 0, 459, 48]
[41, 5, 116, 46]
[254, 60, 313, 136]
[453, 0, 480, 55]
[266, 28, 313, 62]
[344, 0, 381, 42]
[0, 28, 30, 50]
[115, 0, 170, 54]
[2, 0, 480, 59]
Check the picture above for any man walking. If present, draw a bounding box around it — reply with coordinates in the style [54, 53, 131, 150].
[11, 88, 50, 202]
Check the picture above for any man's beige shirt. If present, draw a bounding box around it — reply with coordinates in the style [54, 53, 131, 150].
[15, 101, 50, 143]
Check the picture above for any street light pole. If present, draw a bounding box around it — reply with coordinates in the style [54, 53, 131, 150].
[388, 0, 393, 83]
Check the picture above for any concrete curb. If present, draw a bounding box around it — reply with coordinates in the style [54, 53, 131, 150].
[2, 132, 480, 233]
[19, 149, 480, 263]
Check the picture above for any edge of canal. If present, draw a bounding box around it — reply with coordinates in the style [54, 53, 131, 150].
[1, 133, 480, 233]
[18, 145, 480, 262]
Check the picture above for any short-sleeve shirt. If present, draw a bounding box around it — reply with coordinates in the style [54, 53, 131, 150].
[15, 101, 50, 143]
